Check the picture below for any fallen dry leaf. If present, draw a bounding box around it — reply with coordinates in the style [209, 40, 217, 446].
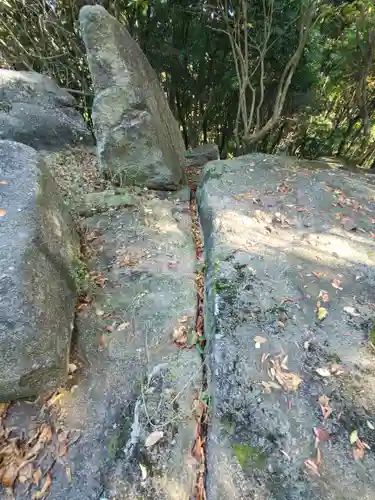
[0, 403, 9, 418]
[269, 356, 302, 392]
[366, 420, 375, 430]
[316, 447, 322, 465]
[343, 306, 360, 317]
[318, 395, 329, 407]
[1, 463, 18, 488]
[58, 442, 68, 457]
[318, 290, 329, 302]
[353, 446, 365, 461]
[254, 335, 267, 348]
[32, 472, 52, 499]
[254, 335, 267, 344]
[66, 467, 72, 483]
[317, 306, 328, 321]
[32, 468, 42, 486]
[68, 363, 78, 374]
[45, 392, 64, 408]
[304, 459, 320, 476]
[330, 364, 344, 375]
[314, 427, 330, 442]
[331, 279, 343, 290]
[173, 325, 188, 345]
[350, 430, 358, 444]
[0, 209, 7, 217]
[316, 367, 331, 378]
[312, 271, 323, 279]
[261, 380, 282, 393]
[145, 430, 164, 448]
[318, 394, 333, 419]
[18, 463, 33, 484]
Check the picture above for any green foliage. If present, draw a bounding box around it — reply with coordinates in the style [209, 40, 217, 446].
[232, 443, 267, 469]
[71, 258, 90, 297]
[1, 0, 374, 164]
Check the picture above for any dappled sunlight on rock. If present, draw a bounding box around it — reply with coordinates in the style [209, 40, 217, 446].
[198, 153, 375, 500]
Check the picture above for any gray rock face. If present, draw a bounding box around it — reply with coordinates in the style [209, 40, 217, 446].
[198, 154, 375, 499]
[79, 5, 186, 190]
[38, 187, 199, 500]
[186, 143, 220, 166]
[0, 70, 93, 149]
[0, 140, 80, 400]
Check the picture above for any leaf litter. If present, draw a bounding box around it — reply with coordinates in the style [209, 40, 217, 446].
[0, 394, 81, 496]
[262, 354, 302, 393]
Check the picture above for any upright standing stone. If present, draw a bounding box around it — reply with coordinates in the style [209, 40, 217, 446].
[79, 5, 186, 190]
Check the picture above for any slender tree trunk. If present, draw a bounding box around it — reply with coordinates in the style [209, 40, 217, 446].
[336, 117, 358, 157]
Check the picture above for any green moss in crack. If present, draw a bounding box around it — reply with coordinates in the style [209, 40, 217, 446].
[327, 352, 342, 364]
[213, 278, 239, 302]
[369, 322, 375, 346]
[71, 258, 90, 297]
[232, 443, 266, 470]
[202, 165, 224, 183]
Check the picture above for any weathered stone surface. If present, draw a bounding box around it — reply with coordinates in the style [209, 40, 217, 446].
[198, 153, 375, 499]
[0, 70, 93, 149]
[14, 178, 199, 499]
[79, 5, 186, 190]
[0, 140, 80, 400]
[185, 143, 220, 166]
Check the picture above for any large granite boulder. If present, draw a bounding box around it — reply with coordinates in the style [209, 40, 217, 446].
[79, 5, 186, 190]
[0, 70, 93, 149]
[0, 140, 80, 400]
[198, 154, 375, 499]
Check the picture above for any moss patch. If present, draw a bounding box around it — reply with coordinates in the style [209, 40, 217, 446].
[232, 443, 266, 469]
[71, 258, 90, 297]
[369, 322, 375, 345]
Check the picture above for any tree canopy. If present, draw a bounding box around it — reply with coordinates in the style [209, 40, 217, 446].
[1, 0, 374, 165]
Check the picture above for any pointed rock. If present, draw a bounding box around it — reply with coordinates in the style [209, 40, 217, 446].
[79, 5, 186, 190]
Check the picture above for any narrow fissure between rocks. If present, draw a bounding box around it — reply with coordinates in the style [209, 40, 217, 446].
[189, 188, 208, 500]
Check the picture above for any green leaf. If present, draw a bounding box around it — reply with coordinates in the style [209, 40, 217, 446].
[200, 392, 210, 406]
[317, 306, 328, 321]
[350, 429, 358, 444]
[196, 344, 205, 354]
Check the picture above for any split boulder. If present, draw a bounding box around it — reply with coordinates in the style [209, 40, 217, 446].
[0, 140, 80, 400]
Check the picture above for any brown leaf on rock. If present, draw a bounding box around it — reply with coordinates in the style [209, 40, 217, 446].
[312, 271, 323, 279]
[313, 427, 330, 442]
[269, 355, 302, 392]
[318, 395, 329, 407]
[18, 462, 33, 484]
[32, 467, 42, 486]
[353, 446, 365, 461]
[1, 462, 19, 488]
[173, 325, 188, 346]
[45, 392, 64, 408]
[0, 403, 9, 418]
[58, 442, 68, 457]
[318, 290, 329, 302]
[316, 447, 322, 465]
[304, 459, 320, 476]
[318, 395, 333, 419]
[32, 472, 52, 499]
[331, 279, 343, 290]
